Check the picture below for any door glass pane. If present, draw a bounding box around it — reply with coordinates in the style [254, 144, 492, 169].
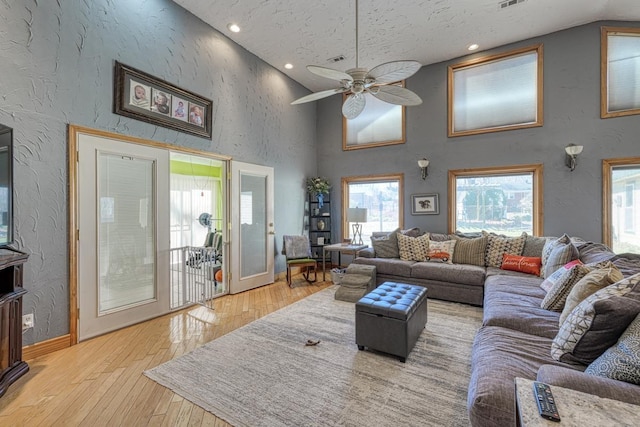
[98, 153, 155, 313]
[240, 173, 267, 277]
[455, 173, 533, 236]
[611, 166, 640, 253]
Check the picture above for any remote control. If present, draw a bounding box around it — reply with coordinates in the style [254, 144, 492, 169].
[533, 381, 561, 422]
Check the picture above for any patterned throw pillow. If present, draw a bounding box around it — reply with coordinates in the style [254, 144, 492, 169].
[426, 240, 456, 264]
[483, 231, 527, 268]
[551, 272, 640, 365]
[559, 263, 623, 325]
[501, 254, 542, 276]
[585, 313, 640, 385]
[541, 234, 579, 278]
[370, 228, 400, 258]
[451, 235, 487, 266]
[541, 264, 594, 311]
[397, 233, 430, 262]
[540, 260, 583, 292]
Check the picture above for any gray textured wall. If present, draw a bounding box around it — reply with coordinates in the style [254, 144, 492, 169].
[1, 0, 317, 345]
[318, 21, 640, 244]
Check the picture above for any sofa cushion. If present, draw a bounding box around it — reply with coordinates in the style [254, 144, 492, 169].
[577, 242, 615, 265]
[540, 263, 594, 311]
[397, 233, 430, 262]
[483, 274, 560, 339]
[468, 326, 565, 427]
[411, 262, 485, 287]
[541, 234, 579, 278]
[611, 253, 640, 278]
[500, 254, 542, 276]
[370, 228, 400, 258]
[425, 240, 456, 264]
[483, 232, 527, 268]
[559, 264, 624, 325]
[522, 235, 548, 258]
[428, 232, 454, 242]
[585, 313, 640, 385]
[551, 273, 640, 365]
[352, 257, 415, 277]
[451, 235, 487, 266]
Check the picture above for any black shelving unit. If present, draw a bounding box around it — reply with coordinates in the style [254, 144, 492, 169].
[308, 192, 332, 264]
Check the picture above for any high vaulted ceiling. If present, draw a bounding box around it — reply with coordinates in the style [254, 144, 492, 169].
[173, 0, 640, 92]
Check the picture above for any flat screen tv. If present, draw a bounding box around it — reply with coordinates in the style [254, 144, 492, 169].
[0, 124, 13, 248]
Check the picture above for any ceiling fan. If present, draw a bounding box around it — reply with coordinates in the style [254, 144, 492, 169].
[291, 0, 423, 119]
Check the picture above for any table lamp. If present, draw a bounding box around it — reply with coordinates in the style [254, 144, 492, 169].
[347, 207, 368, 245]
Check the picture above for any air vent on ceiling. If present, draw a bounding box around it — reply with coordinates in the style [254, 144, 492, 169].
[328, 55, 346, 63]
[499, 0, 526, 9]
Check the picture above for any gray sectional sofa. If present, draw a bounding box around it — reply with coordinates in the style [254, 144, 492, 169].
[352, 230, 640, 426]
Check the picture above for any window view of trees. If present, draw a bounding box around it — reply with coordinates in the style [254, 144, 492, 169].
[454, 173, 535, 236]
[343, 175, 403, 246]
[610, 166, 640, 253]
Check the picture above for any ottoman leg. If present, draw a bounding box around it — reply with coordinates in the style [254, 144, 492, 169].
[357, 345, 364, 351]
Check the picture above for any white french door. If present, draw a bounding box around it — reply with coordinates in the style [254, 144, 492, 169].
[77, 133, 170, 341]
[229, 161, 274, 293]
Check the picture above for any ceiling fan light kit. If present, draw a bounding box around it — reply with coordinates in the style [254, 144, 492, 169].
[291, 0, 423, 119]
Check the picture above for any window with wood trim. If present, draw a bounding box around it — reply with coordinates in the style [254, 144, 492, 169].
[448, 164, 543, 236]
[448, 44, 543, 137]
[601, 27, 640, 118]
[603, 157, 640, 253]
[342, 174, 404, 245]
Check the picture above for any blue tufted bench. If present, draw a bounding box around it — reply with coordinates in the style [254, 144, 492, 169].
[355, 282, 428, 362]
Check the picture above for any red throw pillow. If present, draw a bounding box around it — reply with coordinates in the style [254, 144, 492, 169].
[501, 254, 543, 276]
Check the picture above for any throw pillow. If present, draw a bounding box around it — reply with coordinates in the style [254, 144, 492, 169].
[501, 254, 542, 276]
[559, 264, 624, 325]
[541, 264, 594, 311]
[426, 240, 456, 264]
[585, 313, 640, 385]
[397, 233, 430, 262]
[541, 234, 579, 278]
[540, 259, 583, 292]
[551, 272, 640, 365]
[611, 253, 640, 278]
[370, 228, 400, 258]
[451, 235, 487, 266]
[483, 231, 527, 268]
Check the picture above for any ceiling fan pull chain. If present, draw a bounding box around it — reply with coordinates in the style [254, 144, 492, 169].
[355, 0, 359, 69]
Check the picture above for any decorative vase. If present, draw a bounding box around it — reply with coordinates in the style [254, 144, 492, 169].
[317, 219, 325, 230]
[316, 193, 324, 208]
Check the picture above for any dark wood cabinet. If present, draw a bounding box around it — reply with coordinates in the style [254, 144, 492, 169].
[0, 247, 28, 398]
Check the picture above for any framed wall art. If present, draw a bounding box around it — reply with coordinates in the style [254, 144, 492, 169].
[114, 61, 213, 139]
[411, 193, 439, 215]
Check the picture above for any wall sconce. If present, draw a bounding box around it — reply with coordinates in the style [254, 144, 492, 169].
[418, 158, 430, 180]
[565, 144, 583, 171]
[347, 207, 368, 245]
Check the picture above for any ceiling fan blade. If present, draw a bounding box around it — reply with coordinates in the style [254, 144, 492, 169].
[367, 60, 422, 84]
[291, 87, 348, 105]
[370, 85, 423, 106]
[342, 94, 366, 119]
[307, 65, 354, 82]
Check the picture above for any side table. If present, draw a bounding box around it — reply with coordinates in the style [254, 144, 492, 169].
[515, 377, 640, 426]
[322, 243, 367, 280]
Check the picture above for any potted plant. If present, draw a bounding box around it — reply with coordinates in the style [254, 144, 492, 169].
[306, 176, 331, 208]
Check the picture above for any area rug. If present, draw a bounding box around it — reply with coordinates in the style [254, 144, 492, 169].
[145, 286, 483, 427]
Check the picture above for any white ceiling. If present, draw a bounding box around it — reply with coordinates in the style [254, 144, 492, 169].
[173, 0, 640, 92]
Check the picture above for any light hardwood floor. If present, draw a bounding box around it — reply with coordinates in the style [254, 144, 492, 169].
[1, 277, 331, 426]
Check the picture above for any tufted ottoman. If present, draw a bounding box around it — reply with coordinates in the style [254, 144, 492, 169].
[355, 282, 428, 362]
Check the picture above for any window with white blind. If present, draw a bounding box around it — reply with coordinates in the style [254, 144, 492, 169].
[448, 44, 543, 137]
[601, 27, 640, 118]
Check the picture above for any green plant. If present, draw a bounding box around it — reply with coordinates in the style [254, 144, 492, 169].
[306, 177, 331, 195]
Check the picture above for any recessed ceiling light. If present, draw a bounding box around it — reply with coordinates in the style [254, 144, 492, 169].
[467, 43, 480, 51]
[284, 63, 294, 69]
[227, 23, 240, 33]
